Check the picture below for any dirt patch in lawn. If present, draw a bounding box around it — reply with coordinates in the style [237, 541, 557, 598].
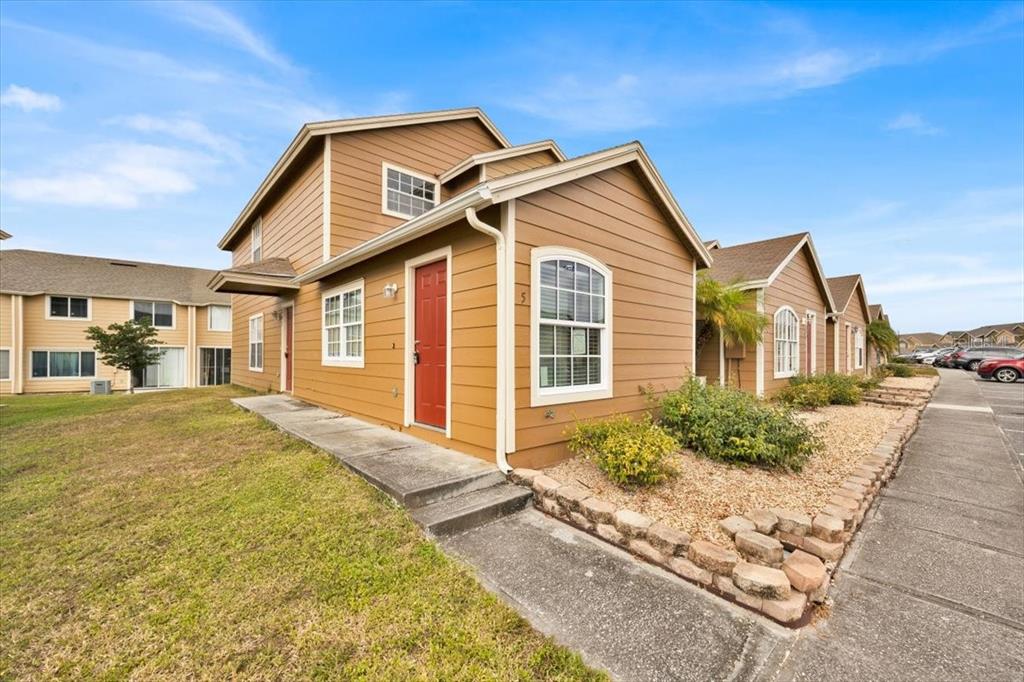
[545, 404, 902, 546]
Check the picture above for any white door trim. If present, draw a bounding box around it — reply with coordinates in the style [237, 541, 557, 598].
[279, 302, 294, 392]
[806, 310, 817, 374]
[403, 246, 453, 437]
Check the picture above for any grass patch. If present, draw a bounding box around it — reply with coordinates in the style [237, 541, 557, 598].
[0, 388, 601, 680]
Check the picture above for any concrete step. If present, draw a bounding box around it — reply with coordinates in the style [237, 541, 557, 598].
[411, 483, 533, 536]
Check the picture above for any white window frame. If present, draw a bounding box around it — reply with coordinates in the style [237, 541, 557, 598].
[381, 162, 439, 219]
[133, 346, 186, 389]
[321, 278, 365, 368]
[251, 217, 263, 263]
[45, 295, 91, 321]
[28, 349, 97, 379]
[773, 306, 800, 379]
[248, 313, 264, 372]
[854, 327, 865, 369]
[530, 246, 613, 407]
[131, 300, 176, 330]
[0, 347, 10, 381]
[207, 304, 232, 332]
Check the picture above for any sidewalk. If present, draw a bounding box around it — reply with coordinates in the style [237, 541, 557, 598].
[769, 369, 1024, 681]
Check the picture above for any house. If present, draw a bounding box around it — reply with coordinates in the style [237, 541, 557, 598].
[825, 274, 873, 375]
[694, 233, 835, 397]
[210, 108, 712, 468]
[965, 322, 1024, 347]
[867, 303, 891, 364]
[0, 250, 232, 394]
[899, 332, 942, 352]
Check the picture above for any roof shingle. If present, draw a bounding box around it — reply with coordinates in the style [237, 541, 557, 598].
[701, 233, 807, 284]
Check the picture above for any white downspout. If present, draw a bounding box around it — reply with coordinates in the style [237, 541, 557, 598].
[465, 206, 511, 474]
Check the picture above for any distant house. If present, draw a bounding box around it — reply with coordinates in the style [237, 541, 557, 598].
[899, 332, 942, 352]
[826, 274, 873, 376]
[965, 322, 1024, 347]
[695, 232, 835, 397]
[0, 250, 232, 394]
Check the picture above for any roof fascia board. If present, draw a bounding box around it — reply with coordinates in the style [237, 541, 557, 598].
[218, 108, 510, 250]
[439, 140, 566, 183]
[0, 288, 224, 306]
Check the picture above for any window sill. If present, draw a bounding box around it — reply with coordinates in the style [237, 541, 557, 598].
[248, 367, 264, 373]
[322, 358, 364, 369]
[773, 371, 797, 379]
[382, 206, 433, 221]
[531, 384, 612, 408]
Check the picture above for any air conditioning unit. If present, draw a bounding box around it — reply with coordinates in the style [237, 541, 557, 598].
[90, 380, 112, 395]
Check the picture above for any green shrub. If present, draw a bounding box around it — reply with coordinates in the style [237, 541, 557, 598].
[790, 373, 863, 405]
[774, 382, 831, 408]
[890, 356, 910, 364]
[567, 414, 678, 486]
[882, 362, 913, 378]
[659, 380, 817, 471]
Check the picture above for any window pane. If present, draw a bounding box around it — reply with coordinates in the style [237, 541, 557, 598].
[385, 168, 437, 217]
[80, 352, 95, 377]
[571, 328, 587, 355]
[327, 327, 341, 357]
[589, 357, 601, 384]
[50, 351, 79, 377]
[555, 326, 571, 355]
[0, 349, 9, 380]
[209, 305, 231, 331]
[557, 260, 575, 288]
[575, 293, 591, 323]
[134, 301, 153, 323]
[539, 325, 554, 355]
[345, 324, 362, 357]
[32, 352, 48, 377]
[575, 264, 590, 293]
[324, 295, 340, 326]
[554, 357, 571, 387]
[557, 289, 574, 321]
[588, 329, 601, 355]
[591, 272, 605, 295]
[69, 298, 89, 318]
[540, 287, 557, 320]
[540, 261, 557, 287]
[572, 357, 588, 386]
[154, 302, 173, 327]
[50, 297, 68, 317]
[591, 295, 605, 324]
[539, 357, 554, 388]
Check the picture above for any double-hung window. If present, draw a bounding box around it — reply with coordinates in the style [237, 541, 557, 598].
[248, 314, 264, 371]
[30, 350, 96, 378]
[773, 307, 800, 378]
[47, 295, 90, 319]
[532, 249, 612, 406]
[0, 349, 10, 381]
[208, 305, 231, 332]
[251, 218, 262, 262]
[133, 300, 174, 328]
[854, 328, 865, 369]
[322, 280, 364, 367]
[382, 163, 437, 219]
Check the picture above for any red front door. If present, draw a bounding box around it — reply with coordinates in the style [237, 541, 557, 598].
[414, 259, 447, 428]
[284, 306, 293, 391]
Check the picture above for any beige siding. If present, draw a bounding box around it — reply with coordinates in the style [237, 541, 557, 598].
[510, 164, 697, 468]
[695, 325, 721, 382]
[328, 119, 503, 256]
[827, 286, 871, 376]
[291, 217, 498, 461]
[195, 305, 233, 348]
[0, 294, 12, 394]
[483, 150, 560, 179]
[230, 294, 283, 393]
[762, 247, 830, 395]
[444, 168, 482, 198]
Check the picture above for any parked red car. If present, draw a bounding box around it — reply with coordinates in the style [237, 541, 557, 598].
[976, 355, 1024, 383]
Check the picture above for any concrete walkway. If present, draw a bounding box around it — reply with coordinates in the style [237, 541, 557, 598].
[768, 369, 1024, 681]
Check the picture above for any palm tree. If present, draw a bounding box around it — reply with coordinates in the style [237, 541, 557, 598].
[695, 272, 769, 361]
[866, 319, 899, 361]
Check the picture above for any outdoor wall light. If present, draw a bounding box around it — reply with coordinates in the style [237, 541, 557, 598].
[383, 283, 399, 298]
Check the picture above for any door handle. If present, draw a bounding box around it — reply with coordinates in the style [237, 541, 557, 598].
[413, 351, 420, 365]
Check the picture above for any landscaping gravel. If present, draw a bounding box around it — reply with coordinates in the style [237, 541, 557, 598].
[545, 404, 902, 546]
[882, 376, 936, 391]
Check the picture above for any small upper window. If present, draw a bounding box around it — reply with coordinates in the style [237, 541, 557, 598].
[251, 218, 262, 263]
[774, 307, 800, 378]
[133, 300, 174, 328]
[249, 314, 264, 371]
[382, 164, 437, 219]
[208, 305, 231, 332]
[48, 296, 89, 319]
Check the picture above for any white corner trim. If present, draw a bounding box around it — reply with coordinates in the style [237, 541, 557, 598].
[279, 302, 294, 391]
[691, 267, 697, 374]
[403, 246, 453, 438]
[322, 135, 332, 262]
[321, 278, 365, 368]
[755, 289, 765, 397]
[833, 320, 841, 372]
[718, 331, 725, 386]
[187, 305, 196, 388]
[806, 309, 818, 375]
[381, 161, 440, 220]
[529, 246, 613, 408]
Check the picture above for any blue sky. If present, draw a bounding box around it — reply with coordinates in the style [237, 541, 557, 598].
[1, 1, 1022, 333]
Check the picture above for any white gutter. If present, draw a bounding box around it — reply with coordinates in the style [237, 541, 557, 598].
[464, 206, 511, 474]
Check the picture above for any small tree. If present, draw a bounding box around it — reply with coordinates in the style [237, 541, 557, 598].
[695, 272, 769, 361]
[866, 319, 899, 362]
[86, 319, 163, 393]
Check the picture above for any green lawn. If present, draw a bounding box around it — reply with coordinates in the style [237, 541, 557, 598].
[0, 387, 602, 680]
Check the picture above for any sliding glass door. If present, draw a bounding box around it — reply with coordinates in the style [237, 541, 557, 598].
[199, 348, 231, 386]
[132, 348, 185, 389]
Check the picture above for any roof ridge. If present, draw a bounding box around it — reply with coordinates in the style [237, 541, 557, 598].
[0, 248, 221, 273]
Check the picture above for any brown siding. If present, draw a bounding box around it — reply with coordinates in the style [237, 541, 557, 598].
[827, 286, 871, 376]
[328, 119, 503, 256]
[483, 150, 560, 180]
[695, 325, 721, 382]
[230, 293, 283, 393]
[762, 246, 830, 395]
[290, 217, 498, 461]
[510, 164, 697, 468]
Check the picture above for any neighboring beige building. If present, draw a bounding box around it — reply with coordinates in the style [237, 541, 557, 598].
[695, 233, 835, 397]
[1, 250, 232, 394]
[211, 108, 712, 468]
[825, 274, 873, 376]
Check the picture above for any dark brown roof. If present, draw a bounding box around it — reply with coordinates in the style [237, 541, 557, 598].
[869, 304, 882, 319]
[967, 322, 1024, 336]
[221, 257, 297, 278]
[900, 332, 942, 343]
[0, 249, 230, 305]
[703, 233, 807, 284]
[826, 275, 862, 313]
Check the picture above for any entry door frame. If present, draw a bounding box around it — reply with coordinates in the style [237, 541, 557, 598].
[279, 302, 294, 393]
[403, 246, 452, 437]
[806, 310, 817, 374]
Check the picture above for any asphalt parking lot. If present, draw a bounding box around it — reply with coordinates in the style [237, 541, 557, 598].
[973, 373, 1024, 464]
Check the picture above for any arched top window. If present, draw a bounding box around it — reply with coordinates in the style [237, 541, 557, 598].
[774, 306, 800, 378]
[531, 248, 613, 406]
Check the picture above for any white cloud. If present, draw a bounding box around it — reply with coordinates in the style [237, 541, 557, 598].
[2, 143, 210, 208]
[0, 84, 62, 112]
[110, 114, 243, 161]
[870, 270, 1024, 295]
[153, 1, 293, 71]
[885, 112, 943, 135]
